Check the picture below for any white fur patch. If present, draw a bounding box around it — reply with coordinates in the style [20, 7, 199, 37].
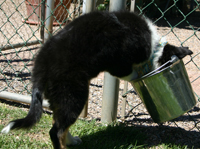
[145, 18, 160, 56]
[152, 37, 167, 69]
[1, 122, 15, 134]
[145, 18, 166, 70]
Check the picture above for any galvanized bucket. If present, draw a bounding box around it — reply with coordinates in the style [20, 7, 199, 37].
[130, 56, 196, 123]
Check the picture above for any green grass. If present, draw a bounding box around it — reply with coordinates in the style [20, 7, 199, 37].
[0, 103, 53, 149]
[69, 120, 146, 149]
[0, 103, 189, 149]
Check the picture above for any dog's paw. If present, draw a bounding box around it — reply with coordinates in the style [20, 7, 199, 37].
[66, 132, 82, 146]
[68, 136, 82, 146]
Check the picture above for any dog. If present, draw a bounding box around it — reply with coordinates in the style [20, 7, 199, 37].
[1, 11, 193, 149]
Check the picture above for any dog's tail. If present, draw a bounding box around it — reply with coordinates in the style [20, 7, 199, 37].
[1, 86, 43, 134]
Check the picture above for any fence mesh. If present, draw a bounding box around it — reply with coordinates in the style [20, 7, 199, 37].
[0, 0, 200, 147]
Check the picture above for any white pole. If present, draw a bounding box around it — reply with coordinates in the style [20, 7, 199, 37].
[101, 0, 126, 123]
[109, 0, 126, 11]
[121, 0, 136, 119]
[0, 91, 49, 109]
[82, 0, 96, 14]
[121, 81, 128, 119]
[130, 0, 136, 12]
[80, 0, 96, 118]
[101, 72, 120, 123]
[44, 0, 54, 42]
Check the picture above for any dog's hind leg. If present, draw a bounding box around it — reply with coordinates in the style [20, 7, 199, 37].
[48, 79, 89, 149]
[50, 124, 82, 149]
[50, 119, 82, 149]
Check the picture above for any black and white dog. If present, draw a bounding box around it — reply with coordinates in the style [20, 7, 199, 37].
[1, 11, 192, 149]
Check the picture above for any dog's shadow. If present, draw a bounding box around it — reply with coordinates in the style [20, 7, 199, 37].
[70, 118, 200, 149]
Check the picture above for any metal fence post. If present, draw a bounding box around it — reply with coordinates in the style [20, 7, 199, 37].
[121, 81, 128, 119]
[44, 0, 54, 42]
[130, 0, 136, 12]
[121, 0, 136, 119]
[79, 0, 96, 118]
[40, 0, 45, 42]
[109, 0, 126, 11]
[101, 0, 126, 123]
[101, 72, 120, 123]
[82, 0, 96, 14]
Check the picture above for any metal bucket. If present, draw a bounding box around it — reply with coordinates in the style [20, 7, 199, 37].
[130, 56, 196, 123]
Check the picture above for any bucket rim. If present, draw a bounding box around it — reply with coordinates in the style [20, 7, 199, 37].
[131, 55, 180, 82]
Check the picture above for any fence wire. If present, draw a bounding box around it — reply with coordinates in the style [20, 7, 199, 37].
[0, 0, 200, 147]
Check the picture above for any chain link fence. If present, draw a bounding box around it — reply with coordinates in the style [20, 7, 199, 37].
[0, 0, 82, 94]
[0, 0, 200, 147]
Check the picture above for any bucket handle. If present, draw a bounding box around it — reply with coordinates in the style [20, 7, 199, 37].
[142, 55, 179, 78]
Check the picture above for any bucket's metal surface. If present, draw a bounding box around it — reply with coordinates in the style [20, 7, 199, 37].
[131, 58, 196, 123]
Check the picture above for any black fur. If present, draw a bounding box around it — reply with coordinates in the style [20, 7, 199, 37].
[49, 124, 60, 148]
[158, 45, 193, 65]
[10, 88, 43, 130]
[2, 11, 193, 148]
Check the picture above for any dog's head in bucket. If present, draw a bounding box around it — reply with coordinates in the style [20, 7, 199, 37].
[158, 44, 193, 66]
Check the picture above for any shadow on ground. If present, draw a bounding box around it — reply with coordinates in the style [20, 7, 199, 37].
[70, 119, 200, 149]
[72, 124, 200, 149]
